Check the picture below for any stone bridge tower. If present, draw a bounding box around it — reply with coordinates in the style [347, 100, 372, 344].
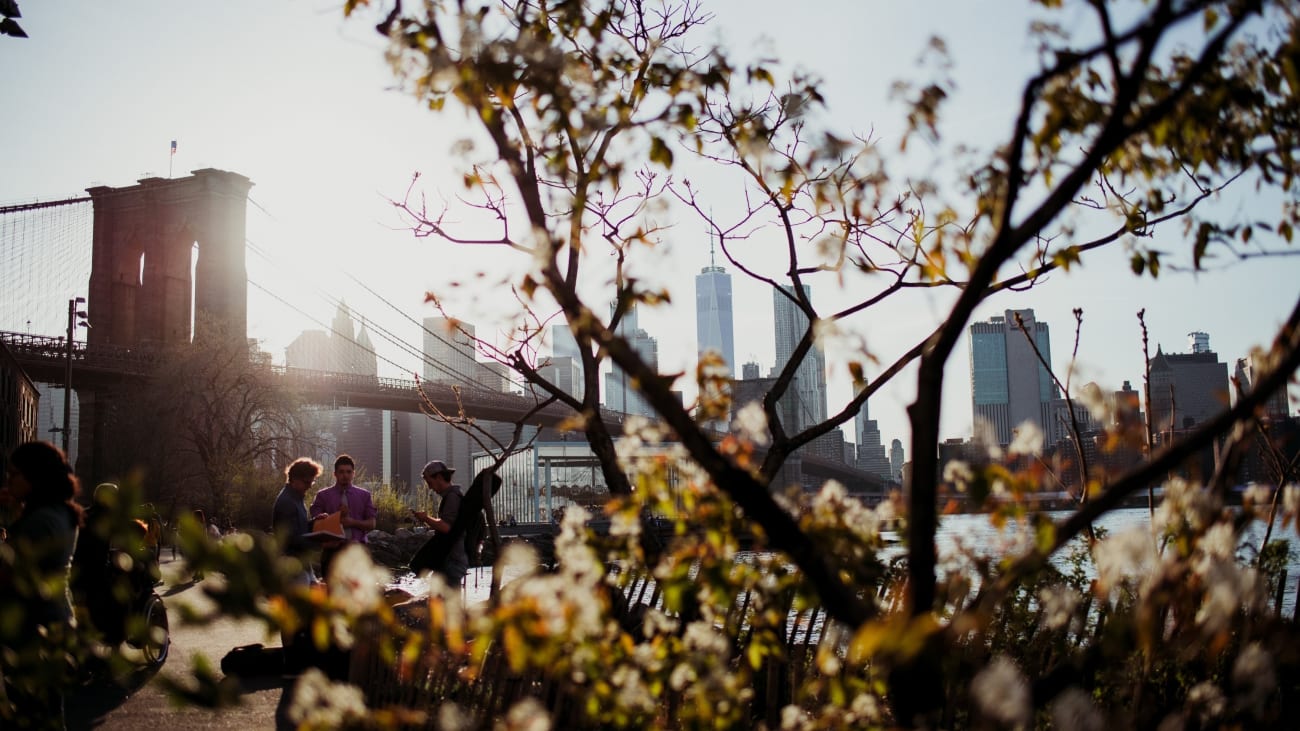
[86, 169, 253, 346]
[77, 169, 252, 483]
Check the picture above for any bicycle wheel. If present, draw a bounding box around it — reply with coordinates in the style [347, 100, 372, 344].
[139, 593, 170, 666]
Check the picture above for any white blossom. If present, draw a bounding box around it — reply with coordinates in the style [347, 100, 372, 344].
[328, 543, 390, 614]
[669, 662, 697, 691]
[1186, 681, 1226, 724]
[810, 480, 880, 540]
[1153, 478, 1220, 536]
[609, 510, 641, 539]
[780, 705, 812, 730]
[943, 460, 973, 491]
[287, 668, 369, 728]
[1008, 421, 1044, 457]
[438, 702, 474, 731]
[1039, 584, 1082, 631]
[1049, 687, 1105, 731]
[1231, 642, 1276, 716]
[495, 697, 552, 731]
[609, 664, 656, 713]
[971, 655, 1030, 728]
[682, 619, 729, 655]
[1199, 522, 1237, 560]
[643, 607, 679, 638]
[1195, 557, 1265, 633]
[497, 542, 540, 580]
[1092, 528, 1159, 592]
[1077, 382, 1109, 422]
[848, 692, 881, 722]
[732, 401, 770, 446]
[816, 651, 841, 676]
[1242, 483, 1273, 509]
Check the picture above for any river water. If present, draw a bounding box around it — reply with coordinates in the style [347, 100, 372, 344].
[403, 507, 1300, 619]
[915, 507, 1300, 618]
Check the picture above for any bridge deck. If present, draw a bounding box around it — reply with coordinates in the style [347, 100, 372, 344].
[1, 330, 609, 427]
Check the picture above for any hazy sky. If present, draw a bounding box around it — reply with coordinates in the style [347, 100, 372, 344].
[2, 1, 1296, 448]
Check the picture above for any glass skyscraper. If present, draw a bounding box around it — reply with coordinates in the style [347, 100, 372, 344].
[604, 301, 658, 416]
[772, 283, 827, 431]
[695, 263, 735, 375]
[968, 308, 1058, 446]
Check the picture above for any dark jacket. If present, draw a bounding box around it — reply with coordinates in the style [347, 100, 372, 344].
[409, 470, 501, 579]
[272, 485, 313, 559]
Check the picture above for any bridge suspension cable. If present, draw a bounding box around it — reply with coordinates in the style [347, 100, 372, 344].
[0, 187, 521, 396]
[243, 214, 506, 393]
[0, 198, 93, 337]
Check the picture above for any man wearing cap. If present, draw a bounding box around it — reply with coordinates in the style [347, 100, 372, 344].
[412, 460, 468, 585]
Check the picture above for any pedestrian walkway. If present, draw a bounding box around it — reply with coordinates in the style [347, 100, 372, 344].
[67, 556, 293, 731]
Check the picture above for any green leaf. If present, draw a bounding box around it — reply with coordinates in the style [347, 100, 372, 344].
[649, 136, 674, 168]
[1193, 222, 1211, 269]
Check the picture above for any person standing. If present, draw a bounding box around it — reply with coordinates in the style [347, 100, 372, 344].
[71, 483, 132, 647]
[0, 441, 84, 730]
[189, 508, 209, 581]
[411, 459, 468, 586]
[272, 457, 325, 670]
[308, 454, 376, 580]
[272, 457, 324, 586]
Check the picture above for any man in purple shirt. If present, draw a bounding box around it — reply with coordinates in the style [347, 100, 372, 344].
[309, 454, 377, 578]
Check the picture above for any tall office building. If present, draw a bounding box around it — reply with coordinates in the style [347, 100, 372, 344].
[423, 317, 478, 384]
[604, 301, 659, 417]
[889, 438, 905, 482]
[1146, 336, 1230, 479]
[696, 240, 735, 375]
[969, 309, 1059, 446]
[772, 284, 827, 431]
[540, 324, 586, 401]
[287, 302, 383, 480]
[418, 316, 510, 392]
[1148, 339, 1229, 438]
[854, 393, 891, 480]
[1234, 351, 1291, 419]
[551, 323, 582, 361]
[287, 301, 376, 376]
[537, 356, 584, 401]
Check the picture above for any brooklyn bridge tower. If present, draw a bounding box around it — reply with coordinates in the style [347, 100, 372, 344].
[86, 168, 253, 347]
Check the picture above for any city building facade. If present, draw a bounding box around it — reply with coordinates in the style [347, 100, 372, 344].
[286, 302, 385, 481]
[1148, 342, 1230, 437]
[604, 302, 659, 417]
[889, 438, 905, 482]
[772, 284, 827, 432]
[695, 253, 735, 376]
[1234, 351, 1292, 420]
[0, 342, 40, 474]
[969, 308, 1059, 446]
[854, 393, 892, 480]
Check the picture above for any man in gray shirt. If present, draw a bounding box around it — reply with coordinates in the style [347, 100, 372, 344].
[412, 460, 468, 585]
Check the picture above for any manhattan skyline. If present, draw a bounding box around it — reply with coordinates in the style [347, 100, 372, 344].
[1, 2, 1295, 449]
